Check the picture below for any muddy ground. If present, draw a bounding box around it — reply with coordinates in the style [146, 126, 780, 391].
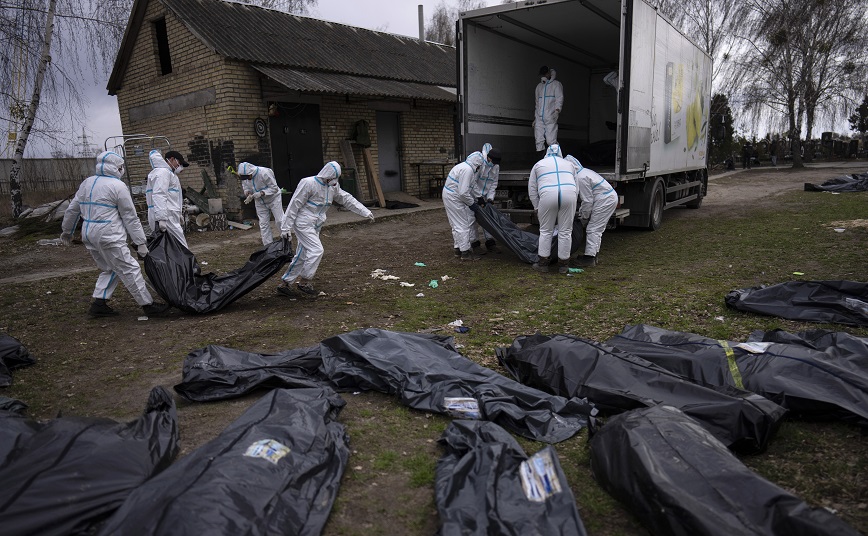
[1, 162, 866, 535]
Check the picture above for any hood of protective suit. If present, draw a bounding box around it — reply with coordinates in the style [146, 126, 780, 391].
[95, 151, 125, 178]
[481, 143, 496, 167]
[316, 161, 342, 185]
[148, 150, 172, 172]
[237, 162, 260, 178]
[464, 151, 486, 172]
[565, 155, 583, 172]
[546, 144, 563, 158]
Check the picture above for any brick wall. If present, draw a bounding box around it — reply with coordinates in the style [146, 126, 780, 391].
[319, 97, 455, 200]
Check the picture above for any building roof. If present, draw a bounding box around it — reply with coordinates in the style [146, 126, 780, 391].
[253, 66, 456, 102]
[108, 0, 456, 97]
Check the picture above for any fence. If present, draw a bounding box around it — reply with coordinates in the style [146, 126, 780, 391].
[0, 158, 92, 218]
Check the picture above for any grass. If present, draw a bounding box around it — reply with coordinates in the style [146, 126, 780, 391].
[1, 174, 866, 535]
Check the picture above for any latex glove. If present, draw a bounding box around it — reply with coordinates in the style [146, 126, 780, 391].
[476, 197, 486, 206]
[580, 217, 589, 228]
[60, 231, 72, 246]
[254, 191, 264, 199]
[136, 244, 149, 258]
[367, 214, 375, 223]
[156, 220, 168, 231]
[244, 194, 254, 205]
[280, 230, 292, 240]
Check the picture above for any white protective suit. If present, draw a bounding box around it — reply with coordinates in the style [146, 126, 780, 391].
[238, 162, 284, 245]
[146, 150, 187, 248]
[472, 143, 500, 245]
[279, 162, 372, 283]
[61, 151, 154, 306]
[534, 69, 564, 151]
[443, 151, 485, 253]
[566, 155, 618, 257]
[528, 144, 577, 261]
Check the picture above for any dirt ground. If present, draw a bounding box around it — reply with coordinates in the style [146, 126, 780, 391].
[1, 162, 866, 534]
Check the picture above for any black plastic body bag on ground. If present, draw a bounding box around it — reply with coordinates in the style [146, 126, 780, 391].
[470, 202, 583, 264]
[609, 324, 868, 426]
[173, 343, 326, 402]
[496, 333, 786, 454]
[0, 333, 35, 387]
[0, 387, 179, 536]
[436, 420, 588, 536]
[589, 405, 861, 536]
[99, 387, 349, 536]
[320, 328, 595, 443]
[804, 172, 868, 192]
[725, 280, 868, 326]
[144, 230, 294, 314]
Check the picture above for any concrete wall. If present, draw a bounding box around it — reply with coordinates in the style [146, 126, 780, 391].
[0, 158, 92, 218]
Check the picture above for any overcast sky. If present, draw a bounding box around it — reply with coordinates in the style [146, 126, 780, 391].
[29, 0, 471, 158]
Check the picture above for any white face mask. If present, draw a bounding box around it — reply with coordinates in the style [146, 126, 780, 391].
[174, 165, 184, 174]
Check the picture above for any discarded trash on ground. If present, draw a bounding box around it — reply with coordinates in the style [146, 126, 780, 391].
[429, 280, 439, 288]
[370, 269, 399, 280]
[415, 262, 426, 267]
[399, 282, 414, 287]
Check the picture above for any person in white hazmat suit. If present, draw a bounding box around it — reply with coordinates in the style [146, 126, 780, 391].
[60, 151, 170, 317]
[565, 155, 618, 267]
[146, 149, 188, 248]
[528, 144, 577, 274]
[533, 66, 564, 152]
[470, 143, 503, 254]
[442, 149, 489, 261]
[237, 162, 284, 245]
[276, 162, 373, 297]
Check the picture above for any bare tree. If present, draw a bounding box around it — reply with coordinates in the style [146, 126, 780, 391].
[2, 0, 319, 218]
[5, 0, 57, 218]
[734, 0, 814, 167]
[797, 0, 868, 143]
[425, 0, 486, 46]
[732, 0, 867, 166]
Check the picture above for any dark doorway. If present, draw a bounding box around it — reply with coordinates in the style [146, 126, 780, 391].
[375, 111, 402, 192]
[269, 102, 323, 191]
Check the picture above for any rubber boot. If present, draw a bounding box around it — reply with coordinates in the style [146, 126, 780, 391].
[558, 259, 570, 274]
[532, 256, 550, 273]
[460, 249, 481, 261]
[296, 279, 318, 296]
[453, 248, 461, 258]
[575, 255, 597, 267]
[89, 298, 118, 317]
[471, 240, 486, 256]
[485, 239, 501, 254]
[142, 302, 171, 316]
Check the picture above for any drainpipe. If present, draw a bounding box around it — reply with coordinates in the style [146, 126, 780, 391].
[418, 5, 424, 41]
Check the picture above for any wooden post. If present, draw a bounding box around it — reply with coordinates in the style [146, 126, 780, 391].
[362, 147, 386, 208]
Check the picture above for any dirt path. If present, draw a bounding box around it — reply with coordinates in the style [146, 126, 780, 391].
[2, 163, 863, 286]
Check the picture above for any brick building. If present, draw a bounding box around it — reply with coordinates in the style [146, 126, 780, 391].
[108, 0, 457, 219]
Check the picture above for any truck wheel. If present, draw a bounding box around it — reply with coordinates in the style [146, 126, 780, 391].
[686, 170, 707, 209]
[648, 180, 664, 231]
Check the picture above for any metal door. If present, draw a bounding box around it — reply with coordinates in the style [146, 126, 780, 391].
[375, 111, 402, 192]
[269, 103, 323, 191]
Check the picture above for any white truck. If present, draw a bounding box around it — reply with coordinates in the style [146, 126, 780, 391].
[457, 0, 712, 229]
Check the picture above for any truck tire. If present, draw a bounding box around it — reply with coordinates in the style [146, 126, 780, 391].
[686, 169, 708, 209]
[648, 179, 665, 231]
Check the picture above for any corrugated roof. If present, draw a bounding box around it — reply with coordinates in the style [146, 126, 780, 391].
[253, 65, 455, 101]
[164, 0, 455, 86]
